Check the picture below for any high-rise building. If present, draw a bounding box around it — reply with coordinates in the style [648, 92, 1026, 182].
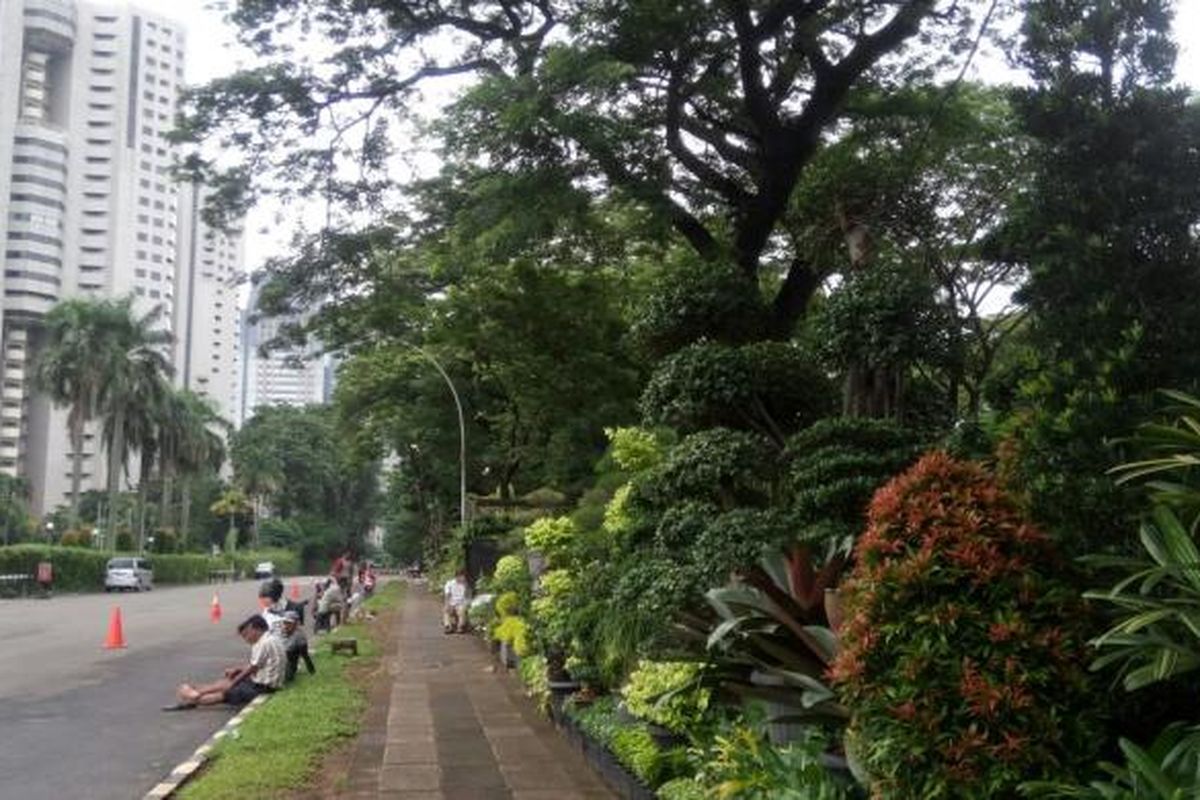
[239, 279, 329, 425]
[0, 0, 241, 514]
[174, 183, 243, 427]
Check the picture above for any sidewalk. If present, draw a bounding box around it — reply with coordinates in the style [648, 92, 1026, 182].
[341, 583, 615, 799]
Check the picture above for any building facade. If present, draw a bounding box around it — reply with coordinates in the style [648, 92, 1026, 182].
[174, 183, 243, 427]
[238, 280, 329, 425]
[0, 0, 241, 514]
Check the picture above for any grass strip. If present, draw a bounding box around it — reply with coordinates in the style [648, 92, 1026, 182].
[177, 581, 404, 800]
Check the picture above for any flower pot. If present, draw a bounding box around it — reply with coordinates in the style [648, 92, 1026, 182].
[526, 550, 547, 579]
[750, 670, 807, 745]
[645, 722, 686, 750]
[824, 587, 845, 632]
[499, 641, 518, 669]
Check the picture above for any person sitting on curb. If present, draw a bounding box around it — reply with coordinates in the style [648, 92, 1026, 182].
[259, 578, 287, 634]
[281, 610, 315, 682]
[165, 615, 286, 710]
[443, 570, 470, 634]
[314, 577, 345, 633]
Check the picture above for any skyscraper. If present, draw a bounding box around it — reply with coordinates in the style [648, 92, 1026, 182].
[238, 279, 329, 425]
[0, 0, 242, 514]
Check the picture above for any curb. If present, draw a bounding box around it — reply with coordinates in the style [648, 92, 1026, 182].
[142, 694, 271, 799]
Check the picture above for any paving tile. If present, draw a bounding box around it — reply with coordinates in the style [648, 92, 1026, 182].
[380, 765, 441, 792]
[340, 581, 615, 798]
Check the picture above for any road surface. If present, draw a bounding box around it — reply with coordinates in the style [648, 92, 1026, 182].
[0, 578, 309, 800]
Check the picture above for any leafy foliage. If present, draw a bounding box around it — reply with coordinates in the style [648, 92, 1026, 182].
[1022, 723, 1200, 800]
[834, 453, 1099, 796]
[641, 342, 835, 444]
[621, 661, 711, 735]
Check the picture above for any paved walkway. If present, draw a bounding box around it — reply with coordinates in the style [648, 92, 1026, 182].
[341, 582, 614, 799]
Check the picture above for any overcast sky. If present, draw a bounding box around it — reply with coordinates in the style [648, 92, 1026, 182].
[157, 0, 1200, 299]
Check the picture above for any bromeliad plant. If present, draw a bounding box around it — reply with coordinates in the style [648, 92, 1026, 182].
[678, 544, 849, 725]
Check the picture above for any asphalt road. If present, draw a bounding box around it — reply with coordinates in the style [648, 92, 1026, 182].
[0, 578, 305, 800]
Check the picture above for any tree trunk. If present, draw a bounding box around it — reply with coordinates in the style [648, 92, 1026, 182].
[68, 410, 84, 528]
[252, 495, 261, 549]
[106, 408, 125, 551]
[180, 477, 192, 551]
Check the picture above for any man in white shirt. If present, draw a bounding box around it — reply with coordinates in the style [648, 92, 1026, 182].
[443, 570, 470, 633]
[168, 615, 287, 709]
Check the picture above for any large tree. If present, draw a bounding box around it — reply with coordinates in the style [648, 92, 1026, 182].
[180, 0, 988, 338]
[991, 0, 1200, 547]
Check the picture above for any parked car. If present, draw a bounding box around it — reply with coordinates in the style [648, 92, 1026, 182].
[253, 561, 275, 579]
[105, 557, 153, 592]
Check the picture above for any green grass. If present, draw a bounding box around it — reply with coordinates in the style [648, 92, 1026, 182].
[177, 581, 404, 800]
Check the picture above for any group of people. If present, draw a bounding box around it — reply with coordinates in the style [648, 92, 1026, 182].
[166, 557, 379, 711]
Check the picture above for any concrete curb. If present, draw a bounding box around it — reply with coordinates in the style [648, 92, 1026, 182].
[142, 694, 270, 799]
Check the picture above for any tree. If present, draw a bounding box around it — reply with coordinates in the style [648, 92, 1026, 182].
[32, 298, 157, 525]
[180, 0, 989, 339]
[210, 488, 251, 554]
[230, 404, 378, 556]
[97, 303, 173, 546]
[990, 0, 1200, 548]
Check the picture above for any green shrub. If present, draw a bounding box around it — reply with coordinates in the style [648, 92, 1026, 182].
[496, 590, 521, 618]
[656, 778, 706, 800]
[644, 428, 775, 509]
[150, 553, 217, 584]
[225, 549, 300, 577]
[58, 530, 93, 548]
[518, 654, 550, 714]
[492, 554, 529, 593]
[607, 427, 667, 473]
[493, 615, 532, 656]
[833, 452, 1099, 797]
[695, 725, 850, 799]
[524, 516, 576, 560]
[568, 697, 676, 787]
[621, 661, 710, 734]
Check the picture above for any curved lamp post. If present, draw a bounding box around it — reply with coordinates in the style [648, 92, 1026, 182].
[409, 346, 468, 527]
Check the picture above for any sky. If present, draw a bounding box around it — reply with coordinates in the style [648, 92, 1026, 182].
[156, 0, 1200, 304]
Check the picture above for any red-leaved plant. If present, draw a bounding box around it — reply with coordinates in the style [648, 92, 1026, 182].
[832, 452, 1099, 798]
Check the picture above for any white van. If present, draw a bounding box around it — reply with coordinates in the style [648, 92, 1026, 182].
[104, 557, 153, 592]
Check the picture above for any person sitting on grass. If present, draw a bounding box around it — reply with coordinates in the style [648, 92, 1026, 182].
[166, 615, 286, 709]
[281, 610, 314, 682]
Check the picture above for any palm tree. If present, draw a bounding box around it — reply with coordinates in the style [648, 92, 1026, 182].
[173, 391, 227, 547]
[210, 487, 251, 554]
[98, 303, 172, 548]
[155, 389, 227, 547]
[32, 299, 130, 524]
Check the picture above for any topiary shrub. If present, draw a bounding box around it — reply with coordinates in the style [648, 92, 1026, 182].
[832, 452, 1099, 797]
[643, 428, 775, 510]
[784, 416, 924, 543]
[640, 341, 835, 439]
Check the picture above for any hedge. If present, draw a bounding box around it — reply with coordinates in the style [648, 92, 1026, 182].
[0, 545, 302, 592]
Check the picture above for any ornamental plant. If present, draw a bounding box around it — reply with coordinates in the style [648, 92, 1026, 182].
[621, 660, 710, 734]
[492, 554, 530, 594]
[833, 452, 1098, 797]
[524, 516, 577, 561]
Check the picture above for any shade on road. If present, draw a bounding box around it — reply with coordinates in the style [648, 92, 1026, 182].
[0, 578, 311, 800]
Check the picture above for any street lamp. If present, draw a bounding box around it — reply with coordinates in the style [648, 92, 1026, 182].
[44, 521, 54, 542]
[408, 346, 468, 527]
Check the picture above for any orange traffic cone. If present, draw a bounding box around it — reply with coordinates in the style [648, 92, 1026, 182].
[289, 581, 300, 601]
[103, 606, 126, 649]
[210, 592, 222, 624]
